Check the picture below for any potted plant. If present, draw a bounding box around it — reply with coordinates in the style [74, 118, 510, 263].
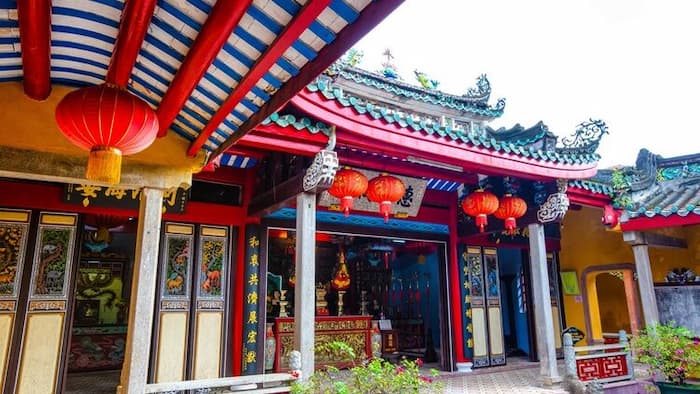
[631, 322, 700, 393]
[291, 341, 443, 394]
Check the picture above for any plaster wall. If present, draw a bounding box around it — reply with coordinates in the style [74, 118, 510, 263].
[559, 206, 695, 341]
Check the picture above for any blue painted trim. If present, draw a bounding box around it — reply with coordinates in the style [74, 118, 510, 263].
[275, 56, 299, 77]
[187, 0, 212, 14]
[90, 0, 124, 11]
[290, 40, 316, 62]
[52, 6, 120, 28]
[0, 53, 19, 59]
[211, 58, 243, 84]
[247, 4, 282, 34]
[126, 83, 159, 107]
[51, 54, 109, 71]
[51, 77, 92, 87]
[138, 47, 177, 75]
[0, 37, 19, 44]
[52, 66, 105, 81]
[239, 98, 258, 113]
[0, 64, 21, 72]
[143, 33, 184, 63]
[266, 208, 449, 235]
[159, 1, 201, 32]
[52, 40, 112, 57]
[233, 26, 266, 53]
[0, 77, 22, 83]
[52, 25, 115, 45]
[133, 62, 170, 88]
[271, 0, 299, 15]
[150, 14, 192, 47]
[0, 0, 17, 8]
[169, 122, 197, 141]
[262, 73, 282, 89]
[329, 0, 359, 23]
[222, 43, 255, 69]
[0, 20, 17, 28]
[309, 20, 335, 44]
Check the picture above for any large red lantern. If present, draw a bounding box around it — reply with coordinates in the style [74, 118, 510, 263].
[366, 174, 406, 223]
[461, 189, 499, 232]
[494, 194, 528, 235]
[328, 167, 368, 217]
[55, 84, 159, 184]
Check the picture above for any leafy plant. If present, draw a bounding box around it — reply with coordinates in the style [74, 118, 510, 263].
[631, 321, 700, 385]
[291, 340, 442, 394]
[611, 168, 634, 209]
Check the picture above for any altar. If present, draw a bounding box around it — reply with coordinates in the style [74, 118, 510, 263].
[274, 315, 372, 372]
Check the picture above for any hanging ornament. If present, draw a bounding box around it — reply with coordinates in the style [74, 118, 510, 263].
[461, 189, 499, 232]
[366, 173, 406, 223]
[55, 84, 159, 184]
[494, 194, 528, 235]
[331, 250, 351, 291]
[328, 167, 368, 217]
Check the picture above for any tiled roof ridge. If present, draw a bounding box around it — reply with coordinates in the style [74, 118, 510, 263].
[325, 63, 507, 117]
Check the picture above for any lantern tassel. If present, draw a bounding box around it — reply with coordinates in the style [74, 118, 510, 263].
[476, 214, 488, 232]
[340, 196, 353, 217]
[86, 147, 122, 184]
[380, 201, 392, 223]
[505, 218, 517, 235]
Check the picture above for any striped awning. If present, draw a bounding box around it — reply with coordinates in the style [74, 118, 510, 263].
[0, 0, 401, 159]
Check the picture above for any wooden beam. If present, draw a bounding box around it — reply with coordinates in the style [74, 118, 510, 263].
[248, 172, 305, 217]
[210, 0, 406, 158]
[188, 0, 332, 156]
[17, 0, 51, 100]
[156, 0, 252, 137]
[106, 0, 158, 87]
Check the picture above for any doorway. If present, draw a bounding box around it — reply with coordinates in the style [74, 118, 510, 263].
[64, 215, 136, 394]
[498, 248, 532, 359]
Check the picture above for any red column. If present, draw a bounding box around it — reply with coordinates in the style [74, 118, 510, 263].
[449, 196, 466, 363]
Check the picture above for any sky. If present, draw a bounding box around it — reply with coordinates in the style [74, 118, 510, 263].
[353, 0, 700, 168]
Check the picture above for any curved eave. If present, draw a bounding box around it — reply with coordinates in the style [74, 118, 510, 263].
[567, 186, 611, 208]
[290, 90, 600, 181]
[621, 212, 700, 231]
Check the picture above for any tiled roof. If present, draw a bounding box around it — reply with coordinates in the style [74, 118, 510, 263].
[568, 179, 615, 196]
[304, 78, 606, 165]
[612, 149, 700, 220]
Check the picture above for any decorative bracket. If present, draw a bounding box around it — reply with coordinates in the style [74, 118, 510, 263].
[537, 179, 570, 223]
[302, 126, 339, 193]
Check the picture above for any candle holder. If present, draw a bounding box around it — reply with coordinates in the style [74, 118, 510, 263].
[337, 290, 346, 316]
[316, 283, 329, 316]
[278, 289, 289, 318]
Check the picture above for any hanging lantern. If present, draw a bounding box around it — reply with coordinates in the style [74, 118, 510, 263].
[366, 174, 406, 223]
[328, 167, 368, 217]
[55, 84, 159, 184]
[461, 189, 499, 232]
[494, 194, 528, 235]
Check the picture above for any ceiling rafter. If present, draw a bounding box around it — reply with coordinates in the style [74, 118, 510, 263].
[106, 0, 158, 87]
[156, 0, 253, 137]
[17, 0, 51, 100]
[209, 0, 405, 159]
[186, 0, 334, 157]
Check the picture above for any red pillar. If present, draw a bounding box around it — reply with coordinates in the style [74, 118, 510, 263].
[449, 196, 466, 363]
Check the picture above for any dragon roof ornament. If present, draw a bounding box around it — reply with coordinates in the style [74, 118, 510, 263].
[559, 119, 609, 155]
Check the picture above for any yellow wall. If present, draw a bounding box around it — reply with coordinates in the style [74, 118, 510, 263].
[559, 206, 697, 341]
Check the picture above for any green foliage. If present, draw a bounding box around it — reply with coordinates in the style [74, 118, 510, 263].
[291, 341, 443, 394]
[631, 322, 700, 385]
[611, 169, 633, 208]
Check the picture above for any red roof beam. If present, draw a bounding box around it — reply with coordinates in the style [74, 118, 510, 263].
[17, 0, 51, 100]
[187, 0, 333, 157]
[106, 0, 158, 87]
[156, 0, 252, 137]
[210, 0, 405, 159]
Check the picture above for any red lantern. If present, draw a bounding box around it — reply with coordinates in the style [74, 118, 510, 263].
[55, 84, 159, 184]
[461, 189, 499, 232]
[494, 194, 528, 235]
[366, 174, 406, 223]
[328, 167, 368, 217]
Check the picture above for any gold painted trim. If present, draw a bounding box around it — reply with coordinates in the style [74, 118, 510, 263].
[467, 247, 481, 254]
[0, 301, 16, 312]
[166, 223, 193, 235]
[483, 248, 497, 255]
[40, 213, 77, 225]
[201, 227, 227, 237]
[28, 300, 66, 311]
[0, 210, 30, 222]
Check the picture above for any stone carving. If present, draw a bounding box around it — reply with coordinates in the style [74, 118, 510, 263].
[537, 179, 570, 223]
[288, 350, 302, 379]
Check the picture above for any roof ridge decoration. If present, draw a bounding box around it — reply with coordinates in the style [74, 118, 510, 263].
[558, 119, 609, 155]
[605, 148, 700, 221]
[324, 61, 506, 115]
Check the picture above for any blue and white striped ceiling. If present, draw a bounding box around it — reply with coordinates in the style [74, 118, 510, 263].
[0, 0, 372, 153]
